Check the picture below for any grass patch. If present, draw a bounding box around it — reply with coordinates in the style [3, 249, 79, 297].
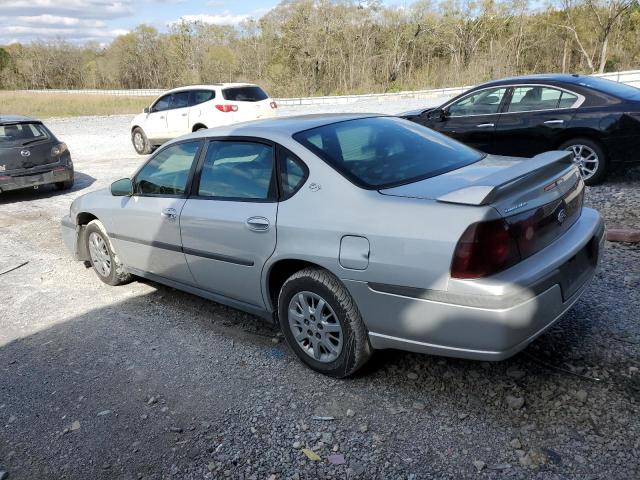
[0, 91, 156, 118]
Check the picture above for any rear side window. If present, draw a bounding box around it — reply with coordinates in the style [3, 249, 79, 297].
[0, 123, 49, 145]
[294, 117, 483, 189]
[558, 91, 579, 108]
[135, 141, 200, 196]
[197, 141, 275, 200]
[222, 86, 269, 102]
[190, 90, 215, 106]
[507, 87, 563, 112]
[278, 147, 308, 199]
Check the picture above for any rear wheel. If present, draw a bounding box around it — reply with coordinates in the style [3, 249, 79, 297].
[278, 268, 372, 377]
[85, 220, 132, 286]
[559, 138, 607, 186]
[132, 127, 152, 155]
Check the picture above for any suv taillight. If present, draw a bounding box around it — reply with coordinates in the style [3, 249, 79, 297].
[451, 219, 520, 279]
[270, 101, 278, 109]
[216, 104, 238, 113]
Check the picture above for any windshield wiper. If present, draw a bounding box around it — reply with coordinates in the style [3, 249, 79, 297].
[20, 138, 46, 146]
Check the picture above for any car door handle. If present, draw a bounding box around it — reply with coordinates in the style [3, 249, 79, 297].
[543, 119, 564, 125]
[246, 216, 270, 232]
[161, 208, 177, 219]
[181, 113, 188, 117]
[476, 123, 495, 128]
[160, 116, 165, 119]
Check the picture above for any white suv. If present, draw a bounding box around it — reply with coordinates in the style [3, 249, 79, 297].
[130, 83, 278, 154]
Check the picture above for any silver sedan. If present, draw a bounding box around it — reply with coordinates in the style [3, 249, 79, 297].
[61, 114, 604, 377]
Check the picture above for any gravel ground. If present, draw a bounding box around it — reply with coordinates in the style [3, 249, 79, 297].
[1, 98, 639, 479]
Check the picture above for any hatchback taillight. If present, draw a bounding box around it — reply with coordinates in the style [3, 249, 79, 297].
[451, 219, 521, 279]
[215, 104, 238, 113]
[270, 101, 278, 109]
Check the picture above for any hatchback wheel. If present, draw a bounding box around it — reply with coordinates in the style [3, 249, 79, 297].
[278, 268, 372, 377]
[85, 220, 132, 286]
[560, 138, 607, 186]
[132, 127, 152, 155]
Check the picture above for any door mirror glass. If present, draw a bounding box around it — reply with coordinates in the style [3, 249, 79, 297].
[143, 107, 150, 114]
[111, 178, 133, 196]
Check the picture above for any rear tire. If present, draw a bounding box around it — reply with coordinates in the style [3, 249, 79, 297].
[132, 127, 152, 155]
[84, 220, 132, 286]
[278, 267, 372, 377]
[559, 138, 607, 186]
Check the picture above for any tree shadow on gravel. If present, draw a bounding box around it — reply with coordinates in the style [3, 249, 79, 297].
[0, 171, 96, 205]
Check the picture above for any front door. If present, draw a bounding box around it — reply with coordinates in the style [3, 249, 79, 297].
[145, 93, 171, 141]
[110, 140, 202, 284]
[166, 91, 191, 138]
[493, 85, 579, 157]
[180, 139, 278, 307]
[425, 86, 509, 154]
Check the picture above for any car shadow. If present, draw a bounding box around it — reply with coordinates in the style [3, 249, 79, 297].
[0, 170, 96, 204]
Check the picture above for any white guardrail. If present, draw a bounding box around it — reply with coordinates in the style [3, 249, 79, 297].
[15, 69, 640, 106]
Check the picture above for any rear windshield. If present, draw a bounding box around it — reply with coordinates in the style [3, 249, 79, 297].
[577, 77, 640, 100]
[222, 86, 269, 102]
[293, 116, 483, 189]
[0, 122, 49, 146]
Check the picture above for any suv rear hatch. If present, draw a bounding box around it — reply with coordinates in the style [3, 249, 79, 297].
[0, 122, 56, 172]
[221, 85, 276, 121]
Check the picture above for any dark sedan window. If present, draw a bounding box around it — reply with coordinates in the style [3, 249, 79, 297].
[578, 77, 640, 100]
[447, 87, 508, 116]
[0, 123, 49, 145]
[294, 117, 483, 189]
[507, 87, 563, 112]
[135, 141, 200, 196]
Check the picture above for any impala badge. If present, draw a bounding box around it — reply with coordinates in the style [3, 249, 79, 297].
[20, 149, 31, 157]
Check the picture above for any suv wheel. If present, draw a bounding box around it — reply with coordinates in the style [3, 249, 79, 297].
[85, 220, 132, 286]
[559, 138, 607, 186]
[132, 127, 152, 155]
[278, 267, 372, 377]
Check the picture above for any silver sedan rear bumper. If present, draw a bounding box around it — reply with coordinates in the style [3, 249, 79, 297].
[344, 207, 605, 361]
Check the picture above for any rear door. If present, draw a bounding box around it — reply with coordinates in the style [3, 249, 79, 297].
[427, 86, 509, 154]
[188, 89, 216, 128]
[166, 91, 191, 137]
[179, 139, 278, 307]
[109, 140, 202, 285]
[493, 85, 581, 157]
[145, 94, 171, 141]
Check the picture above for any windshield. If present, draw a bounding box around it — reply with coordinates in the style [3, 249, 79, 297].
[222, 86, 269, 102]
[577, 77, 640, 100]
[293, 116, 484, 189]
[0, 122, 49, 146]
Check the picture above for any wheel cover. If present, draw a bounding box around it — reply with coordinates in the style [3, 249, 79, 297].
[133, 132, 145, 152]
[88, 232, 112, 277]
[287, 291, 343, 363]
[565, 144, 599, 181]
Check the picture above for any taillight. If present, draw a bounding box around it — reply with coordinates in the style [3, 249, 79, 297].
[51, 142, 68, 157]
[215, 104, 238, 113]
[270, 101, 278, 109]
[451, 219, 521, 279]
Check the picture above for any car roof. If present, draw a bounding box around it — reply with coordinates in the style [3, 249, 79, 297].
[476, 74, 588, 88]
[0, 115, 40, 124]
[174, 113, 383, 142]
[165, 83, 261, 94]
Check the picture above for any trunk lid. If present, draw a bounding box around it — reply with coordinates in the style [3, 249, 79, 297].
[0, 122, 57, 172]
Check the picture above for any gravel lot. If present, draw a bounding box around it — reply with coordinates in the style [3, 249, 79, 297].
[1, 99, 639, 480]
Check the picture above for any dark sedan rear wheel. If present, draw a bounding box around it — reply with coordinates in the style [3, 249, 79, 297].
[278, 267, 372, 377]
[132, 127, 152, 155]
[560, 138, 607, 186]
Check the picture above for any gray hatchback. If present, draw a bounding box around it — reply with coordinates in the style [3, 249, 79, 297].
[61, 114, 604, 377]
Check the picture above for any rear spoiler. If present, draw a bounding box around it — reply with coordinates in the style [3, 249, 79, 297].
[437, 151, 575, 206]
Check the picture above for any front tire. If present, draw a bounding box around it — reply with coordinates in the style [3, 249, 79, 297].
[55, 175, 74, 191]
[85, 220, 132, 286]
[559, 138, 607, 186]
[278, 268, 372, 377]
[132, 127, 152, 155]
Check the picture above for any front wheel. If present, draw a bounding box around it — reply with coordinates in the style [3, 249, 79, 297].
[55, 175, 74, 191]
[559, 138, 607, 186]
[278, 268, 372, 377]
[85, 220, 132, 286]
[132, 127, 152, 155]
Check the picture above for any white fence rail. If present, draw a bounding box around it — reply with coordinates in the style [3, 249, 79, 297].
[14, 69, 640, 106]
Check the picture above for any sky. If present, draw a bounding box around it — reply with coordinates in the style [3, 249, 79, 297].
[0, 0, 403, 46]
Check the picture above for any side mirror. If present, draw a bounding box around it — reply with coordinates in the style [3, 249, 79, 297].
[427, 108, 448, 120]
[144, 107, 150, 114]
[111, 178, 133, 197]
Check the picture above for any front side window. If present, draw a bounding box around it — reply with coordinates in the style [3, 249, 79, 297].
[190, 90, 215, 106]
[135, 141, 200, 195]
[171, 92, 190, 109]
[507, 86, 565, 112]
[294, 116, 483, 189]
[0, 123, 49, 145]
[278, 147, 308, 199]
[447, 87, 508, 116]
[152, 94, 171, 112]
[198, 141, 275, 200]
